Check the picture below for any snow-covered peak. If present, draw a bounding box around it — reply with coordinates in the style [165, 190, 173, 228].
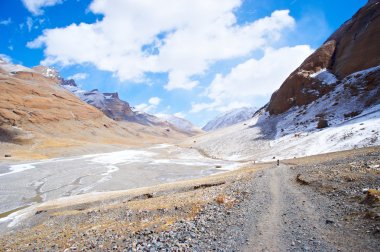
[61, 82, 106, 109]
[156, 114, 201, 133]
[32, 66, 60, 79]
[202, 107, 258, 131]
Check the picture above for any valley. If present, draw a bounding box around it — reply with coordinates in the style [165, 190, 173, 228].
[0, 0, 379, 251]
[0, 147, 379, 251]
[0, 144, 240, 230]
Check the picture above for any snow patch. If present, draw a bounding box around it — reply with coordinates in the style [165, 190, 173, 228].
[0, 164, 36, 177]
[310, 68, 338, 85]
[88, 150, 157, 165]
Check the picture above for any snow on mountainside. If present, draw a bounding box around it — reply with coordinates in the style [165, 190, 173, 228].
[186, 65, 380, 161]
[202, 107, 257, 131]
[60, 78, 166, 125]
[268, 0, 380, 115]
[57, 72, 198, 132]
[32, 65, 60, 80]
[62, 84, 109, 111]
[182, 1, 379, 161]
[156, 114, 202, 134]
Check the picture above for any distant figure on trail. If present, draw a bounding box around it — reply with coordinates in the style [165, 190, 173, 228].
[277, 159, 280, 166]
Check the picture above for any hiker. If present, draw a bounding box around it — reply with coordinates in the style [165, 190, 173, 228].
[277, 159, 280, 166]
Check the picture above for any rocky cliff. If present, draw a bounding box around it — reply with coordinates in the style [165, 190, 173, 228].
[267, 0, 380, 115]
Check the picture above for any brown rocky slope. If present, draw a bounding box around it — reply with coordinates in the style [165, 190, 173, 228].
[0, 63, 190, 160]
[268, 0, 380, 115]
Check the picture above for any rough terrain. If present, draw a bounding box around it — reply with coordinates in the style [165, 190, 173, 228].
[0, 147, 379, 251]
[0, 144, 239, 221]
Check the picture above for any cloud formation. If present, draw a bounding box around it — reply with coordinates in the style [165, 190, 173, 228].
[28, 0, 296, 90]
[0, 54, 12, 63]
[135, 97, 161, 113]
[0, 18, 12, 26]
[21, 0, 63, 15]
[67, 72, 88, 81]
[191, 45, 314, 113]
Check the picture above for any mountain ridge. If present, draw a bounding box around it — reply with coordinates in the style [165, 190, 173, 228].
[267, 0, 380, 115]
[0, 59, 195, 160]
[202, 107, 257, 131]
[184, 0, 380, 161]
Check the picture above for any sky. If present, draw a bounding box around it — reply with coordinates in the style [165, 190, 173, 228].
[0, 0, 367, 127]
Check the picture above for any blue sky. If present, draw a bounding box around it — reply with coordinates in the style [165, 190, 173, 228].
[0, 0, 367, 126]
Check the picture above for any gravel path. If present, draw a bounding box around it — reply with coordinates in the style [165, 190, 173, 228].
[0, 148, 379, 251]
[242, 164, 335, 251]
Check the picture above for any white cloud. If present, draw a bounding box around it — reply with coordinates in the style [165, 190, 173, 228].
[148, 97, 161, 106]
[26, 17, 33, 32]
[67, 72, 88, 81]
[21, 0, 63, 15]
[174, 112, 186, 118]
[28, 0, 296, 90]
[191, 45, 314, 113]
[136, 97, 161, 113]
[0, 18, 11, 26]
[0, 54, 12, 63]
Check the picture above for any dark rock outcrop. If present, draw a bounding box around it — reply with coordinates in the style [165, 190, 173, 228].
[268, 0, 380, 115]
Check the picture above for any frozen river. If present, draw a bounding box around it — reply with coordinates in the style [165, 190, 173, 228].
[0, 144, 240, 219]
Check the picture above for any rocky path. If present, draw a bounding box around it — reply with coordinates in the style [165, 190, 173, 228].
[243, 164, 336, 251]
[0, 148, 379, 251]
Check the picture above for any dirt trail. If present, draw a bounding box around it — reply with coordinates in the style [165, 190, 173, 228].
[243, 164, 336, 251]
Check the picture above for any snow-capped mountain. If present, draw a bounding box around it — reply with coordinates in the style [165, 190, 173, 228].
[187, 0, 380, 161]
[32, 65, 60, 80]
[33, 69, 196, 133]
[59, 79, 135, 121]
[156, 114, 202, 134]
[202, 107, 257, 131]
[188, 65, 380, 161]
[60, 79, 175, 127]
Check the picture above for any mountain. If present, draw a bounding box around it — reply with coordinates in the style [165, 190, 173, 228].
[0, 60, 194, 160]
[202, 107, 257, 131]
[184, 0, 380, 161]
[156, 114, 203, 134]
[35, 67, 195, 131]
[267, 0, 380, 115]
[59, 80, 135, 121]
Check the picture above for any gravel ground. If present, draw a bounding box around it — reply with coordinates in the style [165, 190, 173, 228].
[0, 147, 379, 251]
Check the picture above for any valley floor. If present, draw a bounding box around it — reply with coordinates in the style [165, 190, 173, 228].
[0, 144, 239, 228]
[0, 147, 379, 251]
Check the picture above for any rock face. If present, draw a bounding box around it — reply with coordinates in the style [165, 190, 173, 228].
[61, 81, 135, 121]
[202, 107, 257, 131]
[101, 92, 135, 121]
[60, 80, 173, 127]
[267, 0, 380, 115]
